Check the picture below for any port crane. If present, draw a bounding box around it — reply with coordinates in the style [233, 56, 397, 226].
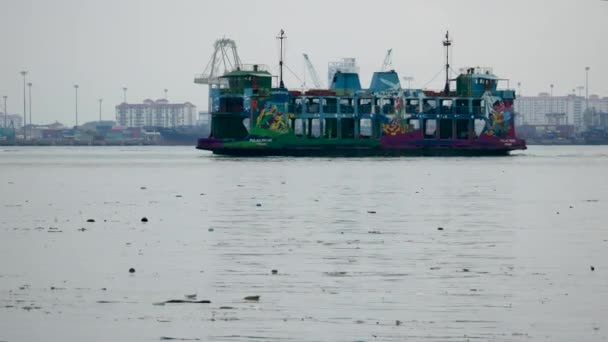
[302, 53, 323, 89]
[381, 49, 393, 71]
[195, 38, 243, 112]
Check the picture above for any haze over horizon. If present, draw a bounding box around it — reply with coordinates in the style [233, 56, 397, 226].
[1, 0, 607, 126]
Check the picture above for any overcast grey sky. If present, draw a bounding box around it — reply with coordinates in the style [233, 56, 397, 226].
[1, 0, 606, 126]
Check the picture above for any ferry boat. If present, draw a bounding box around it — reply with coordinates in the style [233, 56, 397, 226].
[196, 31, 526, 156]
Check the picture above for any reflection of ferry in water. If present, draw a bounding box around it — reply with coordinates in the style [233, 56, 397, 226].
[196, 31, 526, 156]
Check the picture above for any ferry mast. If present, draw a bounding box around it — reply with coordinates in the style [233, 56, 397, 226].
[277, 29, 286, 88]
[443, 31, 452, 95]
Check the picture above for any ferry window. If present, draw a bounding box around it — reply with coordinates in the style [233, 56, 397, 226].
[381, 98, 394, 114]
[455, 100, 468, 114]
[423, 100, 437, 114]
[406, 100, 419, 114]
[407, 118, 420, 130]
[294, 119, 304, 136]
[242, 118, 251, 133]
[472, 100, 482, 115]
[311, 119, 321, 137]
[341, 118, 355, 139]
[339, 98, 354, 114]
[323, 98, 337, 114]
[441, 100, 453, 114]
[324, 118, 338, 138]
[359, 118, 372, 137]
[307, 99, 320, 113]
[474, 119, 486, 137]
[423, 119, 436, 139]
[439, 119, 453, 139]
[358, 99, 372, 114]
[456, 119, 469, 139]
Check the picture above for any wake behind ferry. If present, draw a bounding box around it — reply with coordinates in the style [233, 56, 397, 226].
[196, 31, 526, 156]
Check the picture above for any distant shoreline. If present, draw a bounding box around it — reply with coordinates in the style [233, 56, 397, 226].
[0, 141, 196, 147]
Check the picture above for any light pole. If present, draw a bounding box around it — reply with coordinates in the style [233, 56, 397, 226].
[164, 88, 168, 100]
[550, 84, 554, 113]
[577, 86, 584, 97]
[517, 82, 521, 97]
[2, 96, 6, 128]
[122, 86, 127, 103]
[585, 66, 590, 111]
[20, 71, 27, 139]
[28, 82, 32, 129]
[74, 84, 79, 128]
[99, 98, 103, 122]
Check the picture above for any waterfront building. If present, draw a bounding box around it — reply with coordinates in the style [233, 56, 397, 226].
[515, 93, 608, 129]
[115, 99, 197, 128]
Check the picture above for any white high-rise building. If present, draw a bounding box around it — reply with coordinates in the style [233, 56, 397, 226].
[515, 93, 608, 128]
[115, 99, 197, 128]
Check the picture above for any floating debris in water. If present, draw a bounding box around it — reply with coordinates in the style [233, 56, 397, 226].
[157, 299, 211, 305]
[591, 265, 595, 271]
[129, 268, 136, 274]
[22, 305, 42, 311]
[437, 227, 444, 231]
[140, 186, 147, 190]
[160, 337, 200, 341]
[368, 230, 381, 234]
[256, 203, 262, 207]
[208, 228, 214, 232]
[86, 219, 95, 223]
[462, 268, 470, 272]
[396, 320, 402, 326]
[175, 195, 182, 198]
[141, 217, 148, 223]
[244, 295, 260, 301]
[367, 210, 376, 214]
[271, 269, 278, 275]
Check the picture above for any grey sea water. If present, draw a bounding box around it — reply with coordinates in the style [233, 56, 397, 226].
[0, 146, 607, 341]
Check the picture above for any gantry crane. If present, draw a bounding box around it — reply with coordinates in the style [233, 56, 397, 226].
[302, 53, 323, 89]
[381, 49, 393, 71]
